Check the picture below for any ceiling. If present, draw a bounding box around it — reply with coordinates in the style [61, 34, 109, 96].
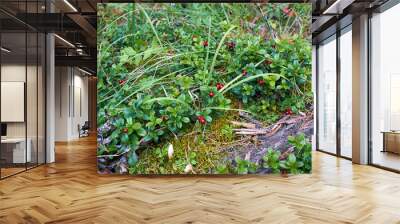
[0, 0, 99, 74]
[311, 0, 391, 43]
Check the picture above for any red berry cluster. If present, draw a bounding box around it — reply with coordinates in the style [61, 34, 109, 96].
[197, 115, 206, 124]
[282, 7, 295, 17]
[203, 40, 208, 47]
[284, 108, 293, 116]
[216, 82, 224, 91]
[119, 79, 126, 85]
[226, 41, 235, 50]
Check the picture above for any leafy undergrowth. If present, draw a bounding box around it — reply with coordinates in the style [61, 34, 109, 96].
[97, 3, 313, 175]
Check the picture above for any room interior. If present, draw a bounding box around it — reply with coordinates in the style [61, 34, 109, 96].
[54, 66, 91, 142]
[313, 0, 400, 172]
[0, 0, 398, 180]
[0, 0, 96, 179]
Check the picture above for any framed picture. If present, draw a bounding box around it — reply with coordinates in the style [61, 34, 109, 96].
[97, 3, 313, 175]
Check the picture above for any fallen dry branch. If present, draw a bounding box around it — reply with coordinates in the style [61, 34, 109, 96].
[265, 124, 283, 137]
[233, 113, 313, 137]
[230, 121, 256, 129]
[239, 112, 263, 127]
[235, 132, 265, 135]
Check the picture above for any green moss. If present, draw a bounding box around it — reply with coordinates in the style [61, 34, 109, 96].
[130, 112, 238, 174]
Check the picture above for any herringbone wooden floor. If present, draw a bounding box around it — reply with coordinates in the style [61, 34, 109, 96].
[1, 136, 400, 224]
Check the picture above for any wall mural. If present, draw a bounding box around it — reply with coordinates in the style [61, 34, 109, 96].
[97, 3, 313, 175]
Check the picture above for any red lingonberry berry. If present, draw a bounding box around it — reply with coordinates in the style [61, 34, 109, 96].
[203, 40, 208, 47]
[242, 69, 248, 76]
[227, 41, 235, 50]
[197, 116, 206, 124]
[119, 79, 126, 85]
[283, 7, 291, 15]
[209, 92, 215, 97]
[216, 83, 224, 91]
[285, 108, 293, 115]
[258, 79, 265, 85]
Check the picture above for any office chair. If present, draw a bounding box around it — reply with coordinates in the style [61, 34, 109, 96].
[79, 121, 90, 138]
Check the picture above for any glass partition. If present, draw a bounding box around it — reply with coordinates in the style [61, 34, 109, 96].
[339, 26, 352, 158]
[1, 30, 28, 177]
[317, 35, 337, 154]
[370, 4, 400, 171]
[0, 1, 46, 179]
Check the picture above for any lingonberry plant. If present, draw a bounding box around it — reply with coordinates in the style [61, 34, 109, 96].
[97, 3, 312, 175]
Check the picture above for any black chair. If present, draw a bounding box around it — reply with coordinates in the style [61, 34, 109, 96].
[79, 121, 90, 138]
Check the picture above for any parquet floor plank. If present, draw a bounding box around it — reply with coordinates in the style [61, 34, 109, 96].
[0, 136, 399, 223]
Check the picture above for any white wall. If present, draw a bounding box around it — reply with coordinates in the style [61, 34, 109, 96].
[1, 65, 26, 138]
[1, 65, 42, 138]
[1, 63, 46, 164]
[72, 73, 89, 138]
[54, 67, 89, 141]
[55, 67, 69, 141]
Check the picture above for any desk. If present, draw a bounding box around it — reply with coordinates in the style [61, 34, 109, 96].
[382, 131, 400, 154]
[1, 138, 31, 163]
